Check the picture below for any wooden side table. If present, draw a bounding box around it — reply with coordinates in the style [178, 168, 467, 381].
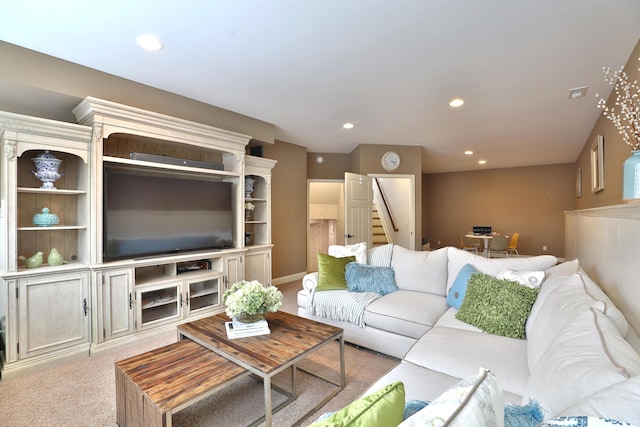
[115, 339, 248, 427]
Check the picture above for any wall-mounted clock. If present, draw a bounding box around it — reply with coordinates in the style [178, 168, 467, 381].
[381, 151, 401, 171]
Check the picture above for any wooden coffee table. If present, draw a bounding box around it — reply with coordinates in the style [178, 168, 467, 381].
[177, 311, 345, 427]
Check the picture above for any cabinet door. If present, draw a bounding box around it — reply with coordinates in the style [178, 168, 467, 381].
[18, 271, 90, 359]
[244, 249, 271, 286]
[100, 268, 134, 341]
[225, 253, 243, 291]
[136, 282, 182, 330]
[185, 274, 222, 317]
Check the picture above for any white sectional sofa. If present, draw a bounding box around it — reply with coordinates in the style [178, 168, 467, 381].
[298, 244, 640, 426]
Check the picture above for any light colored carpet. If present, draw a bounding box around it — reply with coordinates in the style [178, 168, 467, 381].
[0, 280, 399, 426]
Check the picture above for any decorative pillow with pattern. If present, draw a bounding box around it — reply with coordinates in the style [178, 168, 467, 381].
[329, 242, 368, 264]
[497, 269, 545, 288]
[538, 416, 639, 427]
[399, 368, 504, 427]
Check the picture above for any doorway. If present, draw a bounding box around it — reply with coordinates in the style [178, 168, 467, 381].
[370, 174, 415, 250]
[306, 175, 415, 272]
[307, 180, 344, 272]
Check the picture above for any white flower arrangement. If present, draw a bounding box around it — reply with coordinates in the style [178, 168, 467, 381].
[222, 280, 283, 319]
[244, 202, 255, 211]
[596, 59, 640, 151]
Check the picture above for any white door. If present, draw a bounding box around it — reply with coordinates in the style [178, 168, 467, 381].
[344, 172, 372, 248]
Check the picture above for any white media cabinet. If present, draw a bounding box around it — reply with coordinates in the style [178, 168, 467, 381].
[0, 97, 276, 377]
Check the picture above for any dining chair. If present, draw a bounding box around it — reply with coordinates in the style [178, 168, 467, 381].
[457, 233, 479, 254]
[507, 232, 519, 255]
[488, 235, 509, 258]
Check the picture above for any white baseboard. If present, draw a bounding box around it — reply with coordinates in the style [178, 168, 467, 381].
[273, 272, 306, 286]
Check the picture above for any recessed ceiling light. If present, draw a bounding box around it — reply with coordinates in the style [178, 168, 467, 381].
[137, 34, 164, 51]
[478, 160, 487, 165]
[464, 150, 474, 155]
[449, 98, 464, 108]
[342, 122, 355, 129]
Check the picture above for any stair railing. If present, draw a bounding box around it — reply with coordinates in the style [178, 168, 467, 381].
[373, 178, 399, 232]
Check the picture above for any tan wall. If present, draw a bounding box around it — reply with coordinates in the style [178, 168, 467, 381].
[262, 140, 308, 279]
[307, 153, 351, 179]
[575, 39, 640, 209]
[423, 164, 576, 258]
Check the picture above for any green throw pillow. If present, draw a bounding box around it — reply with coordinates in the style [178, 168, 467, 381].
[317, 253, 357, 291]
[455, 273, 539, 339]
[309, 381, 405, 426]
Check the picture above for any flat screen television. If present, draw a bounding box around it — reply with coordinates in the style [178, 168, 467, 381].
[103, 166, 234, 261]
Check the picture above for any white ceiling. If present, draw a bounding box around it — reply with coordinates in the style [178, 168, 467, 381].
[1, 0, 639, 173]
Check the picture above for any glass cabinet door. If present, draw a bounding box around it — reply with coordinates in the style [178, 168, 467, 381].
[187, 275, 221, 315]
[136, 283, 182, 329]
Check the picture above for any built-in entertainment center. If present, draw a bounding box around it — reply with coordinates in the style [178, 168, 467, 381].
[0, 97, 276, 377]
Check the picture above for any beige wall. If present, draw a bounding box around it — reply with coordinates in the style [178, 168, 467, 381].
[575, 39, 640, 210]
[262, 140, 308, 279]
[307, 153, 351, 179]
[423, 164, 576, 258]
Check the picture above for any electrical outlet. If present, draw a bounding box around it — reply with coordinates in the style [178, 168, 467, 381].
[542, 245, 548, 251]
[437, 240, 441, 245]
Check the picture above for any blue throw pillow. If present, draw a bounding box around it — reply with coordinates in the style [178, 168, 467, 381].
[505, 400, 543, 427]
[404, 400, 429, 419]
[345, 262, 398, 295]
[446, 263, 478, 309]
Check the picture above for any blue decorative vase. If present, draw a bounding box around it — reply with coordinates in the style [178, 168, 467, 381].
[622, 150, 640, 201]
[32, 207, 60, 226]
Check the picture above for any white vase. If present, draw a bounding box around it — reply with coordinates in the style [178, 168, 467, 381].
[31, 150, 64, 189]
[623, 150, 640, 201]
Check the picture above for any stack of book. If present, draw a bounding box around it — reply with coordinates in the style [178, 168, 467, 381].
[225, 318, 271, 339]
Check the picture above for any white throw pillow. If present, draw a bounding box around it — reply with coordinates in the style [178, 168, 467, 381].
[558, 375, 640, 426]
[577, 268, 629, 337]
[526, 270, 630, 372]
[526, 273, 606, 372]
[329, 242, 367, 264]
[497, 268, 545, 288]
[399, 367, 504, 427]
[526, 261, 580, 340]
[523, 308, 640, 419]
[391, 246, 448, 295]
[446, 247, 558, 294]
[367, 243, 393, 267]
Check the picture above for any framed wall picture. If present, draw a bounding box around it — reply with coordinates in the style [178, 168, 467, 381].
[576, 167, 582, 198]
[591, 135, 604, 193]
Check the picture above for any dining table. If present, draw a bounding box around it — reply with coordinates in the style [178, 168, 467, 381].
[465, 234, 507, 257]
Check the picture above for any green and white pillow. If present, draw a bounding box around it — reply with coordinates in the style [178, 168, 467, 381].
[399, 368, 504, 427]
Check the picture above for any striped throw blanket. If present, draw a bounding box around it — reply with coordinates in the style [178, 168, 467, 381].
[306, 289, 380, 327]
